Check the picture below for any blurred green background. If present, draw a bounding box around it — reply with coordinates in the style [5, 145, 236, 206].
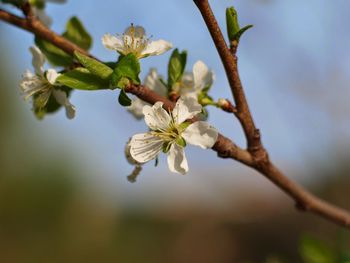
[1, 0, 350, 262]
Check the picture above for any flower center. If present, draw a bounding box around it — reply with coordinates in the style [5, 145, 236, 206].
[122, 24, 149, 57]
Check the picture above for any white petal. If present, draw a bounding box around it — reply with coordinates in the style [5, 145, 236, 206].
[167, 144, 188, 175]
[124, 25, 145, 38]
[193, 60, 214, 92]
[177, 72, 195, 96]
[20, 70, 47, 99]
[33, 8, 52, 27]
[22, 69, 34, 79]
[127, 98, 147, 119]
[46, 69, 59, 85]
[102, 34, 125, 52]
[64, 104, 76, 119]
[143, 102, 171, 131]
[130, 133, 163, 163]
[125, 140, 140, 165]
[140, 39, 172, 58]
[52, 89, 76, 119]
[182, 121, 218, 149]
[29, 46, 45, 75]
[143, 68, 167, 97]
[173, 94, 202, 124]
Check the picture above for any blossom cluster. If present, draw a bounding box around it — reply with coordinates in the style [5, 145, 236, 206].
[18, 8, 220, 178]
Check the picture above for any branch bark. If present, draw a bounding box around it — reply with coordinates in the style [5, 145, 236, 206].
[193, 0, 263, 155]
[1, 6, 350, 228]
[0, 8, 90, 57]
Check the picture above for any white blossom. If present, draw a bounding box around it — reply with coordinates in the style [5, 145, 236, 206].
[102, 24, 172, 59]
[129, 95, 218, 175]
[174, 60, 214, 97]
[127, 68, 167, 119]
[20, 46, 75, 119]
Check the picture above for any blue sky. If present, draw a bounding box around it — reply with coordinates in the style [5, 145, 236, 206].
[1, 0, 350, 208]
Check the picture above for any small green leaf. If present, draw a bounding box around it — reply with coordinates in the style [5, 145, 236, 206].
[35, 37, 73, 67]
[234, 25, 253, 41]
[74, 51, 113, 80]
[63, 17, 92, 51]
[118, 89, 132, 106]
[226, 7, 253, 43]
[56, 67, 110, 90]
[168, 49, 187, 90]
[226, 7, 240, 42]
[300, 236, 336, 263]
[111, 54, 141, 88]
[176, 137, 186, 147]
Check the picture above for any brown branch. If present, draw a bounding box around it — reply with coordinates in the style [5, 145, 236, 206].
[1, 6, 350, 228]
[193, 0, 350, 228]
[0, 8, 90, 57]
[193, 0, 262, 154]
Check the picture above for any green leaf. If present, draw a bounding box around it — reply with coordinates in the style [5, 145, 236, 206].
[226, 7, 253, 43]
[234, 25, 253, 41]
[168, 49, 187, 90]
[226, 7, 240, 42]
[104, 61, 118, 69]
[63, 17, 92, 51]
[74, 51, 113, 80]
[56, 68, 110, 90]
[111, 54, 141, 88]
[300, 236, 336, 263]
[118, 89, 132, 106]
[35, 37, 73, 67]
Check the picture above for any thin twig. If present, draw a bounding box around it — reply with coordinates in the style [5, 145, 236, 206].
[1, 6, 350, 228]
[193, 0, 263, 155]
[193, 0, 350, 227]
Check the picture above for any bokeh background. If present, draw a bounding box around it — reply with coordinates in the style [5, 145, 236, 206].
[0, 0, 350, 262]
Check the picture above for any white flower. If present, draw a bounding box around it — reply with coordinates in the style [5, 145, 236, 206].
[128, 68, 167, 119]
[20, 46, 76, 119]
[31, 0, 67, 27]
[129, 95, 218, 175]
[102, 24, 173, 59]
[125, 140, 143, 183]
[192, 60, 214, 94]
[175, 60, 214, 97]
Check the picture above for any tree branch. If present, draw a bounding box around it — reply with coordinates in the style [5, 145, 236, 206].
[193, 0, 263, 155]
[193, 0, 350, 227]
[1, 6, 350, 228]
[0, 8, 90, 57]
